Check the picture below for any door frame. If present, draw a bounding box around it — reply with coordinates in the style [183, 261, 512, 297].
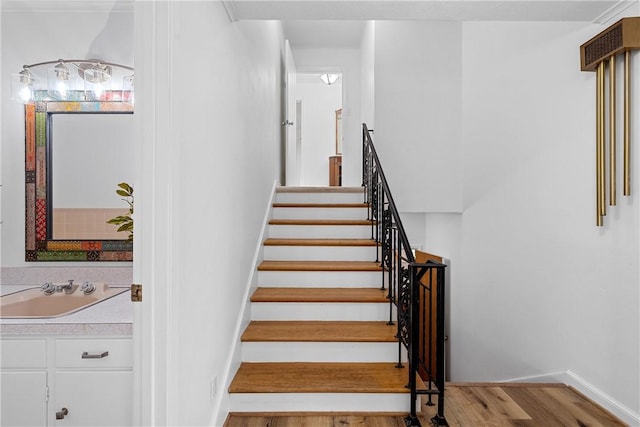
[132, 1, 177, 425]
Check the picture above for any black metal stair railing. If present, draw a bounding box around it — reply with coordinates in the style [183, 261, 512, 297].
[362, 123, 448, 427]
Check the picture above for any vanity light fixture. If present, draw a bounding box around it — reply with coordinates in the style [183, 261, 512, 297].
[11, 59, 134, 104]
[320, 73, 340, 85]
[11, 68, 35, 103]
[47, 61, 71, 100]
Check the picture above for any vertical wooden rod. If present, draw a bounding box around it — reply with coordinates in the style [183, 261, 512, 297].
[609, 55, 616, 206]
[599, 61, 606, 217]
[596, 62, 603, 226]
[624, 51, 631, 196]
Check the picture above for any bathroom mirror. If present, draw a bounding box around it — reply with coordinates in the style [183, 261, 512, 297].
[25, 100, 134, 261]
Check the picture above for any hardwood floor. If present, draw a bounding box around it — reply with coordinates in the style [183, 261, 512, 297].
[224, 383, 627, 427]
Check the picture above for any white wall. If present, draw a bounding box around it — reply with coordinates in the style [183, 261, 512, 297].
[291, 48, 361, 186]
[296, 74, 342, 185]
[448, 20, 639, 421]
[135, 2, 283, 425]
[373, 21, 462, 213]
[0, 2, 133, 274]
[360, 21, 375, 129]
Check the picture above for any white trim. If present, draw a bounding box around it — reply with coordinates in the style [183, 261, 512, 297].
[1, 0, 133, 12]
[592, 0, 638, 25]
[210, 180, 277, 427]
[504, 370, 640, 426]
[502, 370, 570, 384]
[133, 1, 175, 425]
[221, 0, 239, 23]
[565, 370, 640, 427]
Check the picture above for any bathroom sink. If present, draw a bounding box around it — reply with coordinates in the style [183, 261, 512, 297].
[0, 284, 129, 319]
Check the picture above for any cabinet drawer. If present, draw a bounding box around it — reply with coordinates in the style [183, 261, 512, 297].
[56, 338, 132, 368]
[1, 339, 46, 368]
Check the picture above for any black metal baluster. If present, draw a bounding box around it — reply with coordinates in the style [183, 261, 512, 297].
[361, 124, 448, 427]
[432, 265, 448, 426]
[405, 264, 420, 427]
[426, 268, 434, 406]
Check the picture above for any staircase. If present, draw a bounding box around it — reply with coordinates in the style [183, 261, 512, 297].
[228, 186, 414, 413]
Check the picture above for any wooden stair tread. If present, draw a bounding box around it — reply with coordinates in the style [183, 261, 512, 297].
[241, 321, 397, 342]
[269, 219, 373, 226]
[273, 203, 368, 208]
[276, 186, 364, 193]
[251, 287, 388, 303]
[229, 362, 411, 394]
[258, 261, 382, 271]
[264, 238, 377, 247]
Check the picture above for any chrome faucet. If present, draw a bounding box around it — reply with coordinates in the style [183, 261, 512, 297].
[61, 279, 78, 294]
[41, 280, 78, 295]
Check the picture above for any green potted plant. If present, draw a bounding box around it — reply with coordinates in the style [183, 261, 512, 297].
[106, 182, 133, 241]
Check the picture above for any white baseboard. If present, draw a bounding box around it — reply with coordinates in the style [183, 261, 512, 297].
[210, 180, 277, 427]
[565, 370, 639, 427]
[505, 370, 639, 426]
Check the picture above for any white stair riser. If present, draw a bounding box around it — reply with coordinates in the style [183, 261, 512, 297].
[258, 271, 382, 288]
[242, 342, 404, 363]
[264, 245, 377, 262]
[229, 392, 411, 413]
[276, 192, 364, 204]
[251, 302, 393, 321]
[273, 207, 368, 220]
[269, 225, 372, 239]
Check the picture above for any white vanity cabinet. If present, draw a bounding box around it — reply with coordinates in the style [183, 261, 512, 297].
[1, 336, 132, 427]
[0, 339, 48, 427]
[54, 338, 133, 426]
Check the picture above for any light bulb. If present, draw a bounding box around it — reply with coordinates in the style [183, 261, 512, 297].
[18, 85, 33, 103]
[93, 83, 104, 99]
[56, 79, 68, 99]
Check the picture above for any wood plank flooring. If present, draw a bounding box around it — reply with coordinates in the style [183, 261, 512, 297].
[225, 383, 627, 427]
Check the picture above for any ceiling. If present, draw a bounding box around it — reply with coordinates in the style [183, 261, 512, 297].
[2, 0, 633, 50]
[283, 20, 367, 48]
[227, 0, 629, 21]
[225, 0, 635, 49]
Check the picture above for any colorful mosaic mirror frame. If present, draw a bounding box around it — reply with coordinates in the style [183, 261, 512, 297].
[25, 100, 134, 262]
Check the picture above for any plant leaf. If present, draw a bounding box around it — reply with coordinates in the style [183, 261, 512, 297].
[117, 223, 133, 233]
[118, 182, 133, 193]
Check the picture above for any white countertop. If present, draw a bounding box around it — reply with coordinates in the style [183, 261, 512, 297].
[1, 285, 133, 336]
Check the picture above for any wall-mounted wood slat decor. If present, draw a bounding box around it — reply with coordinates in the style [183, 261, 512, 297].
[581, 17, 639, 226]
[581, 17, 640, 71]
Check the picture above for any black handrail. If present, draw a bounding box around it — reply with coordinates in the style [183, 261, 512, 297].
[362, 123, 448, 427]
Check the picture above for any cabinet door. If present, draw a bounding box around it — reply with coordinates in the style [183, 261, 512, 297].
[1, 371, 48, 427]
[54, 371, 132, 426]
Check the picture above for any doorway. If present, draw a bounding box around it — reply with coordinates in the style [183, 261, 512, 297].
[295, 72, 343, 186]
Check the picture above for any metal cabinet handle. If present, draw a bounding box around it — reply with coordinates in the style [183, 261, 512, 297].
[56, 408, 69, 420]
[81, 351, 109, 359]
